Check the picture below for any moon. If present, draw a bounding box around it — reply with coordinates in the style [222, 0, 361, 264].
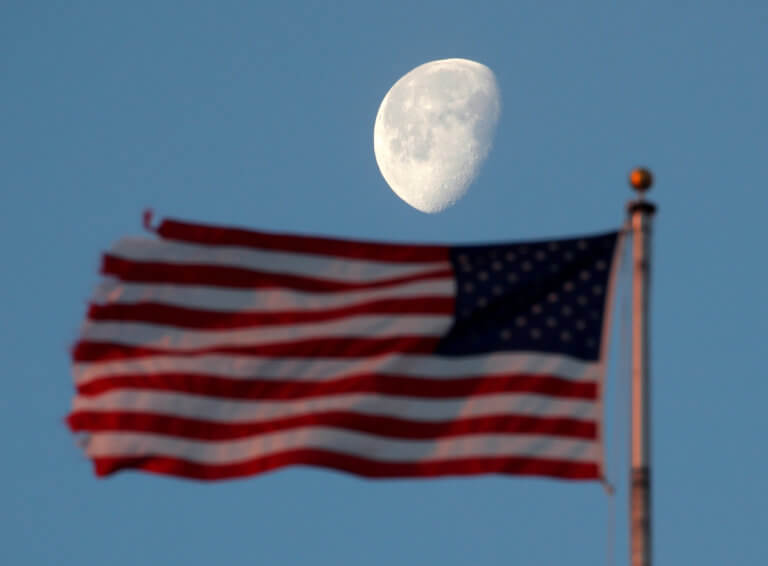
[373, 58, 501, 213]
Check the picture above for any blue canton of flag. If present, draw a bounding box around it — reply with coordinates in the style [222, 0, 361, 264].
[439, 232, 619, 360]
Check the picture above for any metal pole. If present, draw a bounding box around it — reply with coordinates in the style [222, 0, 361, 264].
[627, 168, 656, 566]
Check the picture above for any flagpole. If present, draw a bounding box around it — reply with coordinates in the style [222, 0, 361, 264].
[627, 168, 656, 566]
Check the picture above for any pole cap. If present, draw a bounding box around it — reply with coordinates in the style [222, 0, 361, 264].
[629, 168, 653, 193]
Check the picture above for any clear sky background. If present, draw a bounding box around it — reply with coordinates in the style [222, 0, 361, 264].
[2, 2, 767, 564]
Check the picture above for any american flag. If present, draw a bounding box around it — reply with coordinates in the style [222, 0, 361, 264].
[69, 218, 622, 481]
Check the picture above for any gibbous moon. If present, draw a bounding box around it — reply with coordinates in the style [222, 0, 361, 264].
[373, 58, 501, 213]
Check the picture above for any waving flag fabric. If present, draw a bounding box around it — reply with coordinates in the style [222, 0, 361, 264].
[69, 218, 622, 481]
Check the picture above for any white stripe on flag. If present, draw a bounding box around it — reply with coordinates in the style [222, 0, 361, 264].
[73, 390, 599, 423]
[80, 315, 453, 350]
[74, 351, 602, 385]
[110, 238, 451, 282]
[85, 429, 599, 464]
[92, 278, 455, 311]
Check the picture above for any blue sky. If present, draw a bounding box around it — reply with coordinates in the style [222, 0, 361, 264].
[2, 2, 767, 564]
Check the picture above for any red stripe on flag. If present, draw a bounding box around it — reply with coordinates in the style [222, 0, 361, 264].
[92, 452, 600, 480]
[72, 336, 442, 362]
[101, 255, 453, 291]
[157, 219, 450, 263]
[87, 297, 455, 328]
[69, 411, 597, 441]
[76, 373, 598, 400]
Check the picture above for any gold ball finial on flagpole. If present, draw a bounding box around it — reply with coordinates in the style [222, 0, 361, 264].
[629, 167, 653, 193]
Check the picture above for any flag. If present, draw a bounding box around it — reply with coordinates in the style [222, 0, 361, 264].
[69, 218, 622, 481]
